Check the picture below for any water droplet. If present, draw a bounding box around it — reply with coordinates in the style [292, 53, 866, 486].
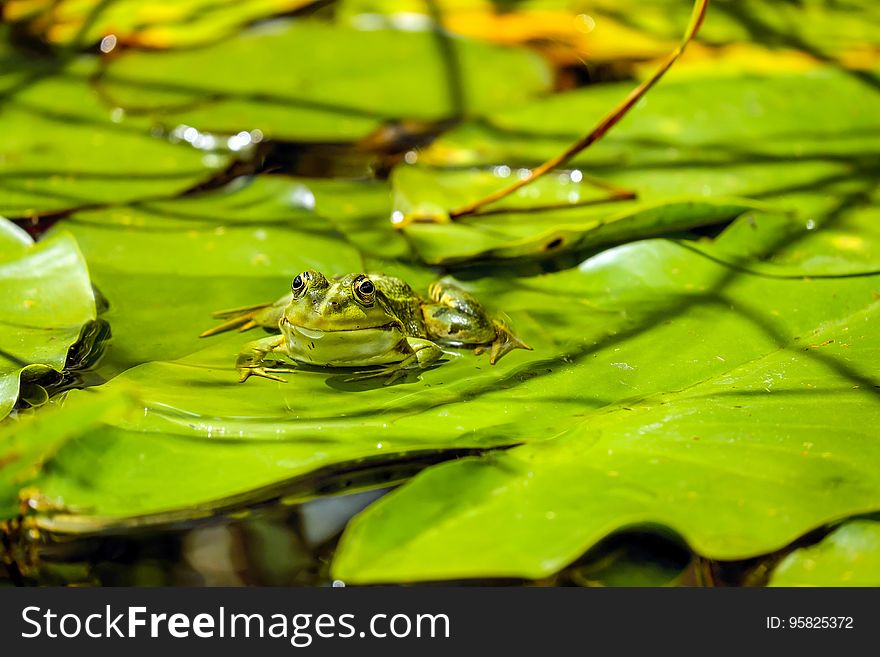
[404, 150, 418, 164]
[493, 165, 511, 178]
[569, 170, 583, 183]
[517, 167, 532, 180]
[575, 14, 596, 33]
[99, 34, 117, 53]
[805, 219, 816, 230]
[290, 184, 316, 210]
[110, 107, 125, 123]
[226, 130, 252, 152]
[391, 210, 405, 224]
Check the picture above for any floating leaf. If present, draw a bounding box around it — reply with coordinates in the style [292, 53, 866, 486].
[393, 164, 762, 264]
[0, 54, 226, 218]
[0, 388, 134, 521]
[331, 237, 880, 582]
[97, 21, 552, 141]
[421, 69, 880, 207]
[0, 218, 96, 420]
[412, 67, 880, 266]
[768, 520, 880, 587]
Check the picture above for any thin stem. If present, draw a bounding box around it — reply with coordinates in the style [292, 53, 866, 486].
[449, 0, 709, 220]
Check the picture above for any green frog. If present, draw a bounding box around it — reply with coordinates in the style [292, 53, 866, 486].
[200, 270, 530, 383]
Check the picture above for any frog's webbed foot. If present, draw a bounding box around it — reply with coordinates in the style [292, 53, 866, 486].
[238, 365, 298, 383]
[485, 320, 532, 364]
[423, 281, 530, 364]
[235, 335, 290, 383]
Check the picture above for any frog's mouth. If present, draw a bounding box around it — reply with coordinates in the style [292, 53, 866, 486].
[284, 319, 398, 337]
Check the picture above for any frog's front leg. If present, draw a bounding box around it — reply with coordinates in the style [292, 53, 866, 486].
[347, 338, 443, 385]
[236, 334, 296, 383]
[422, 281, 530, 363]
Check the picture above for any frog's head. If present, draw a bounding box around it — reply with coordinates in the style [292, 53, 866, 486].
[280, 270, 406, 366]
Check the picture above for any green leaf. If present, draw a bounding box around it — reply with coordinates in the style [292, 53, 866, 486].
[393, 165, 763, 264]
[422, 69, 880, 211]
[331, 237, 880, 583]
[0, 55, 226, 218]
[407, 67, 880, 266]
[0, 218, 96, 420]
[97, 21, 552, 141]
[769, 520, 880, 587]
[0, 388, 135, 520]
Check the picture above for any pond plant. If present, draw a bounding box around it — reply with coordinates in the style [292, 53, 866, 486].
[1, 0, 879, 586]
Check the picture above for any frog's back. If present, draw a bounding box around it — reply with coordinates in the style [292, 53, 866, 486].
[373, 274, 427, 338]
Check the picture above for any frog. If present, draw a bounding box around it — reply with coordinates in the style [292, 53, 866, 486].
[200, 270, 530, 383]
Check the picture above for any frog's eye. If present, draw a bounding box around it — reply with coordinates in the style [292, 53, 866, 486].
[291, 272, 309, 296]
[353, 276, 375, 305]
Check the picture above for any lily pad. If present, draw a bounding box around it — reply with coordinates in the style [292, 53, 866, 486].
[330, 236, 880, 582]
[0, 54, 226, 218]
[0, 218, 96, 420]
[768, 520, 880, 587]
[96, 21, 552, 141]
[0, 389, 134, 521]
[393, 164, 763, 264]
[406, 67, 880, 265]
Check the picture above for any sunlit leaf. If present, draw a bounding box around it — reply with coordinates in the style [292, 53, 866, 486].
[331, 237, 880, 582]
[340, 0, 880, 71]
[97, 21, 552, 141]
[0, 55, 226, 218]
[393, 165, 762, 264]
[411, 67, 880, 267]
